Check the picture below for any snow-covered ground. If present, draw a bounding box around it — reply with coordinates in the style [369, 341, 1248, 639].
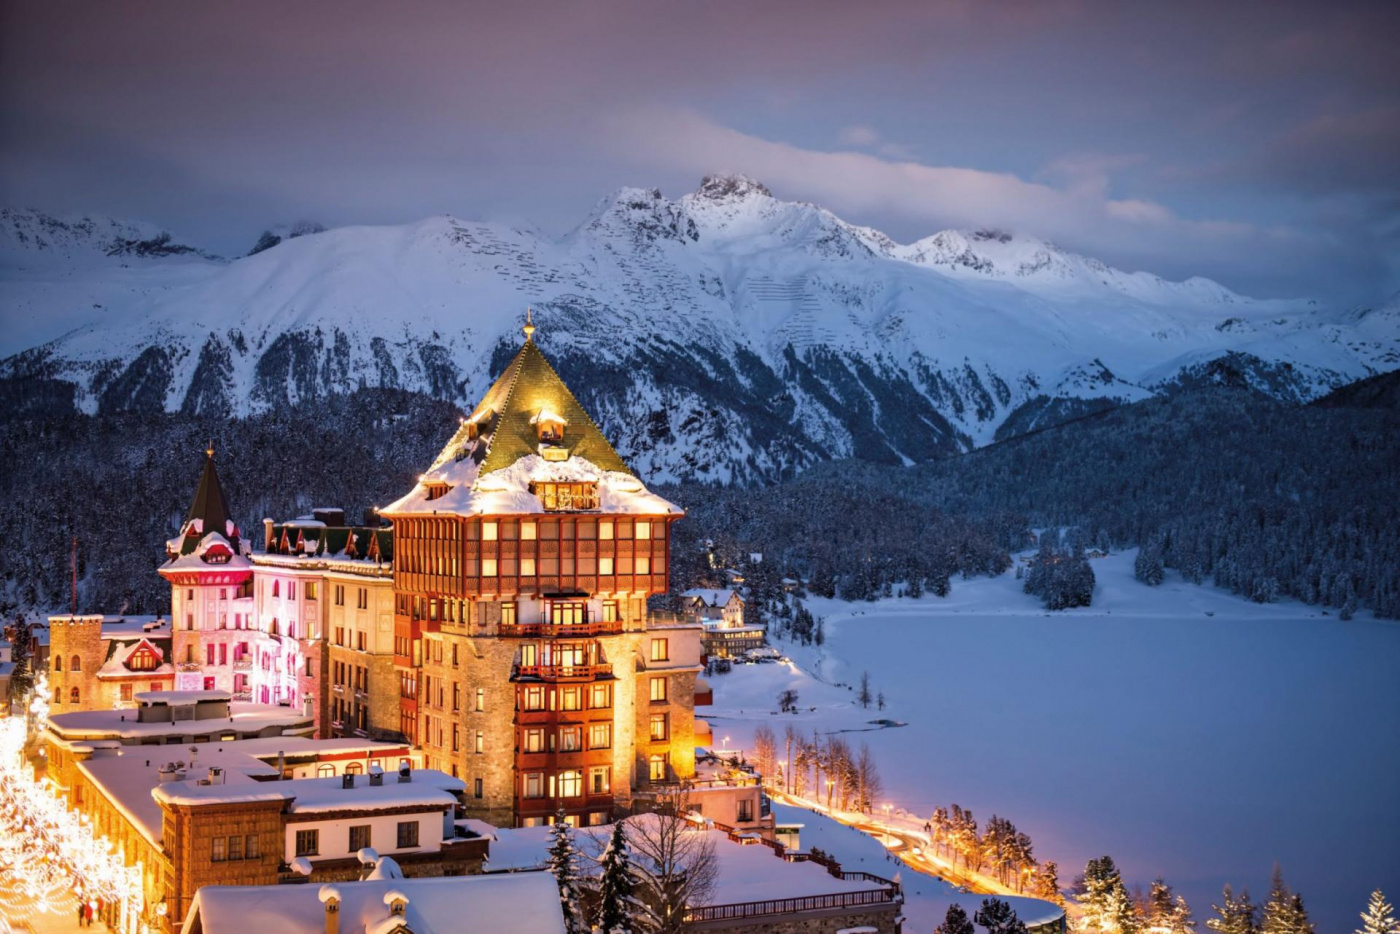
[704, 551, 1400, 934]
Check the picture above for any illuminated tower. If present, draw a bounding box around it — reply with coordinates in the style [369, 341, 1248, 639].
[159, 445, 254, 693]
[381, 314, 702, 827]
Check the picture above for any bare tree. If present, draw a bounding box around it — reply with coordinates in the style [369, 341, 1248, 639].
[752, 725, 776, 783]
[858, 670, 873, 708]
[628, 788, 719, 934]
[855, 743, 882, 814]
[782, 724, 799, 794]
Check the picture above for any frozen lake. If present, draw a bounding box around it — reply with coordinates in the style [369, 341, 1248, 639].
[704, 552, 1400, 934]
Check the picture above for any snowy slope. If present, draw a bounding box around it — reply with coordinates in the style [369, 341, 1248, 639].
[3, 178, 1395, 483]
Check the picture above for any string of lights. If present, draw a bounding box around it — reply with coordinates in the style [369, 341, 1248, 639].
[0, 674, 145, 934]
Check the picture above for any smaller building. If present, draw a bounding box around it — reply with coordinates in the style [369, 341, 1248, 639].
[47, 614, 174, 711]
[681, 589, 765, 659]
[180, 873, 566, 934]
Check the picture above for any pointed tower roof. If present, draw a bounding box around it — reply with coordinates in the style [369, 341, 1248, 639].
[172, 445, 241, 556]
[470, 336, 631, 477]
[382, 313, 680, 519]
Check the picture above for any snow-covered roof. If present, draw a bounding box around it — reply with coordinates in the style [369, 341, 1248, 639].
[77, 747, 280, 847]
[152, 767, 465, 812]
[384, 452, 680, 517]
[183, 874, 567, 934]
[45, 615, 170, 639]
[479, 824, 554, 872]
[96, 640, 172, 679]
[683, 588, 741, 607]
[382, 336, 680, 519]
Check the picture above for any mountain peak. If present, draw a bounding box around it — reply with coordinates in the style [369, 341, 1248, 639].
[695, 174, 772, 202]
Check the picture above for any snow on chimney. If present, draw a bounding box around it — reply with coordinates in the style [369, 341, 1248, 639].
[317, 886, 340, 934]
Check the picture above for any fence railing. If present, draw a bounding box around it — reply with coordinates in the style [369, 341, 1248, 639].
[682, 881, 898, 923]
[514, 663, 610, 681]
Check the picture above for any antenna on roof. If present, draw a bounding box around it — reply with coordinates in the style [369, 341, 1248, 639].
[522, 306, 536, 342]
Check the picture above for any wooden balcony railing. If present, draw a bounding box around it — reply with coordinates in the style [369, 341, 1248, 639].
[498, 619, 624, 638]
[514, 663, 610, 681]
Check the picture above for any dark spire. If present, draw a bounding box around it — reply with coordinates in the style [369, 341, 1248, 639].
[183, 444, 236, 547]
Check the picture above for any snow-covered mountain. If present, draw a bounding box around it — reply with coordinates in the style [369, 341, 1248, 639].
[3, 178, 1397, 483]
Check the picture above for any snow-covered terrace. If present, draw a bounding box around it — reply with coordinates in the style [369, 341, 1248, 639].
[46, 701, 312, 741]
[182, 873, 567, 934]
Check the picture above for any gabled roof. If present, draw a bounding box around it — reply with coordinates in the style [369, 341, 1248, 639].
[467, 337, 630, 478]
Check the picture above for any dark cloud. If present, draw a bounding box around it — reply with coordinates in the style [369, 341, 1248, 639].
[1, 0, 1396, 303]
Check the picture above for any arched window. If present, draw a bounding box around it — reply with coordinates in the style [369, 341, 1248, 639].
[70, 687, 80, 704]
[54, 656, 62, 672]
[317, 764, 335, 777]
[71, 654, 82, 672]
[344, 763, 363, 774]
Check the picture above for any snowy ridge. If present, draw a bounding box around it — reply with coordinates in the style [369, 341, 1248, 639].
[2, 177, 1395, 483]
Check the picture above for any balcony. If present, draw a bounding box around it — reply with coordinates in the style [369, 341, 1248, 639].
[682, 874, 899, 923]
[499, 619, 624, 639]
[513, 663, 611, 682]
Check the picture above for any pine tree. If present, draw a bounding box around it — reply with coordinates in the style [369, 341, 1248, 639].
[1261, 865, 1293, 934]
[975, 898, 1029, 934]
[858, 671, 872, 708]
[937, 903, 977, 934]
[594, 820, 636, 934]
[547, 812, 585, 934]
[7, 618, 34, 700]
[1356, 890, 1399, 934]
[1207, 886, 1257, 934]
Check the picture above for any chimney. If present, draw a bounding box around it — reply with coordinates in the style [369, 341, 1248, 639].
[277, 749, 286, 777]
[208, 766, 224, 785]
[398, 764, 412, 784]
[383, 892, 409, 917]
[317, 887, 340, 934]
[263, 518, 275, 552]
[157, 763, 179, 783]
[342, 773, 355, 790]
[369, 770, 383, 787]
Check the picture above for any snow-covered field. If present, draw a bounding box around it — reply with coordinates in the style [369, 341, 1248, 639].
[703, 551, 1400, 934]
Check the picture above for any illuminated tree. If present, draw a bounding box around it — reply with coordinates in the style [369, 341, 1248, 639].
[1356, 890, 1399, 934]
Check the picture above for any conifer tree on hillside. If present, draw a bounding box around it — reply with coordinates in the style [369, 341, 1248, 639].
[1261, 866, 1313, 934]
[548, 813, 585, 934]
[1356, 890, 1399, 934]
[594, 820, 637, 934]
[1207, 886, 1258, 934]
[6, 618, 34, 700]
[936, 903, 977, 934]
[1135, 542, 1166, 586]
[975, 898, 1029, 934]
[1078, 856, 1139, 934]
[858, 671, 872, 708]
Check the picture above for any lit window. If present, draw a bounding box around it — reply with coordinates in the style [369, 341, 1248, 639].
[482, 521, 498, 541]
[599, 521, 614, 540]
[523, 686, 546, 711]
[524, 728, 545, 753]
[212, 837, 227, 862]
[650, 638, 669, 662]
[521, 521, 537, 540]
[558, 770, 582, 798]
[521, 557, 536, 576]
[501, 602, 517, 626]
[636, 556, 651, 574]
[588, 683, 611, 709]
[635, 521, 651, 540]
[602, 601, 619, 623]
[475, 731, 484, 754]
[648, 755, 668, 782]
[482, 559, 498, 577]
[560, 727, 582, 752]
[561, 687, 582, 711]
[524, 772, 545, 798]
[590, 767, 611, 795]
[588, 723, 611, 749]
[650, 676, 668, 702]
[599, 557, 614, 576]
[475, 688, 485, 712]
[649, 713, 668, 742]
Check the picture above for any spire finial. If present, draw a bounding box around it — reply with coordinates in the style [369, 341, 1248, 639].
[522, 306, 536, 342]
[206, 439, 215, 458]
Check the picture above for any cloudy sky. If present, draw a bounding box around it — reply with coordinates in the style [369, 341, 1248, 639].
[2, 0, 1397, 303]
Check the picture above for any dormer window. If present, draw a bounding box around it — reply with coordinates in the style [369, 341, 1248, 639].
[531, 408, 568, 444]
[464, 408, 492, 441]
[424, 481, 450, 502]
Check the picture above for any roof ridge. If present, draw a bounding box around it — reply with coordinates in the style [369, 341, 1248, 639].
[476, 341, 529, 473]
